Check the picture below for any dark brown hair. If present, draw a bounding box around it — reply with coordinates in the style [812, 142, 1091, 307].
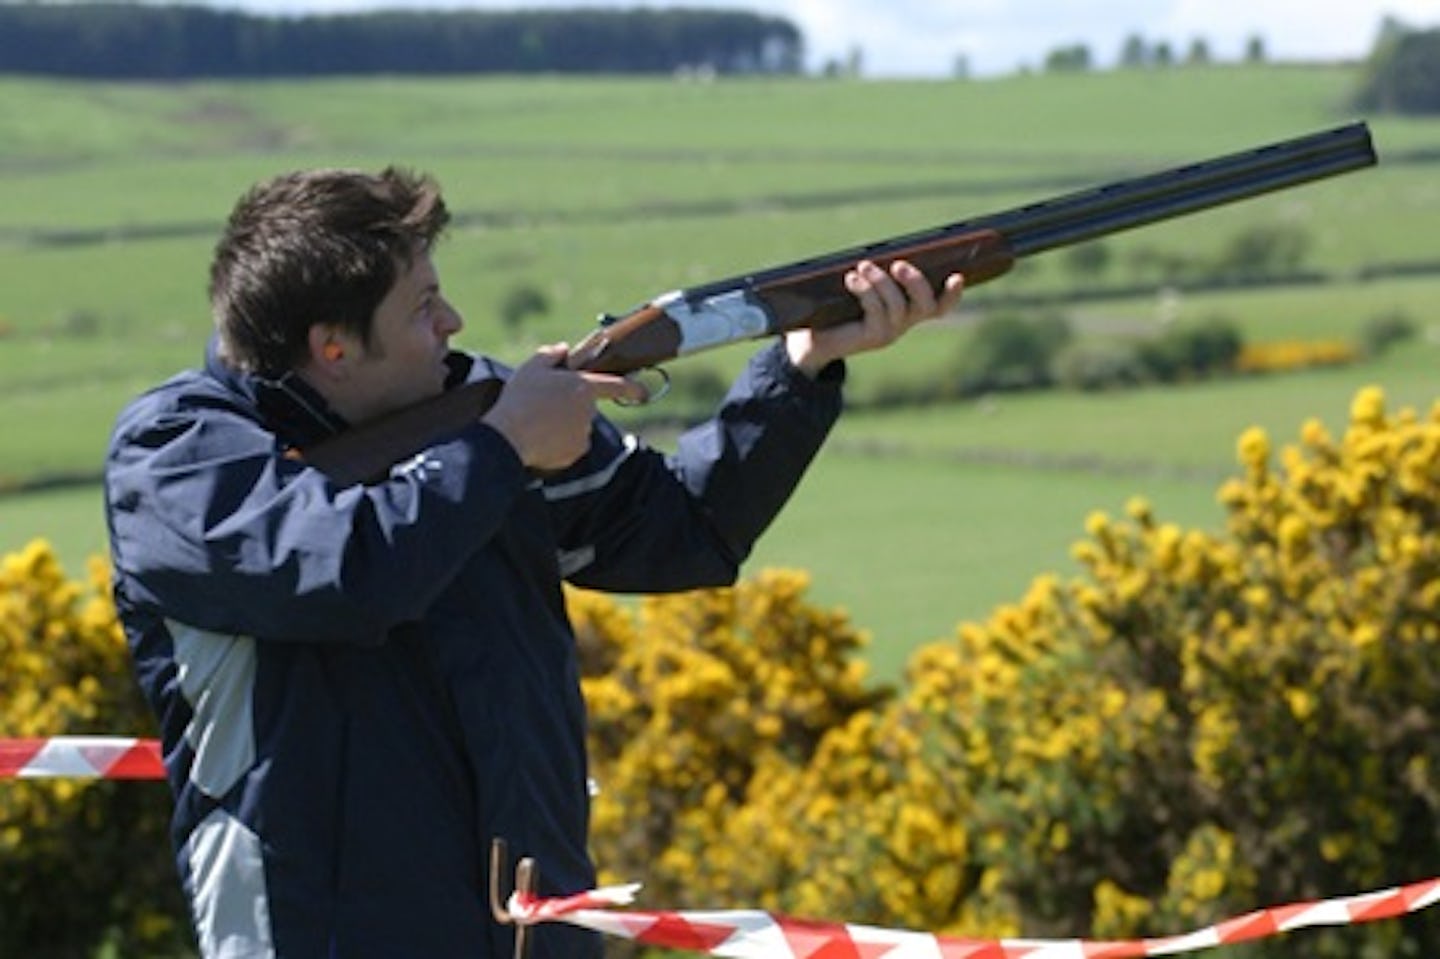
[210, 166, 450, 376]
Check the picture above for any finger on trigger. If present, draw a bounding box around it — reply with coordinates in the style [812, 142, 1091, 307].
[583, 372, 647, 404]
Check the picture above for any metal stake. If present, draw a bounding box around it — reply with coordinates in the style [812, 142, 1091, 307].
[489, 838, 539, 959]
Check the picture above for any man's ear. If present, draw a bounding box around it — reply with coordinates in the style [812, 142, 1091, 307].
[305, 325, 351, 378]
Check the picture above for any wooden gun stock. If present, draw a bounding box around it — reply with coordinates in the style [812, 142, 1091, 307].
[300, 378, 503, 485]
[303, 122, 1376, 485]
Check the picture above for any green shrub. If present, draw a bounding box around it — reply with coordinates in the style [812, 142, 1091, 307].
[951, 311, 1073, 394]
[1359, 309, 1418, 356]
[1137, 315, 1243, 381]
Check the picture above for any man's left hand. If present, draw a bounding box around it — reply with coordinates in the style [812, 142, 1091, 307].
[784, 259, 965, 377]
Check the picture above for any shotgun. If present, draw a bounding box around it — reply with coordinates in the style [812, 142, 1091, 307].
[305, 122, 1376, 484]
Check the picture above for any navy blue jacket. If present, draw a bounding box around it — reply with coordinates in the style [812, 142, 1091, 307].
[104, 340, 842, 958]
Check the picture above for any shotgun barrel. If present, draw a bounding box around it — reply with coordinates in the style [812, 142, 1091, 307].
[708, 121, 1376, 291]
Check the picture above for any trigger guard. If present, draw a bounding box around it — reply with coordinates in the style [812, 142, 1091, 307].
[616, 367, 671, 407]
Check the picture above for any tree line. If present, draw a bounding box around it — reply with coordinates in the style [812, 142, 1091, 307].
[1038, 17, 1440, 115]
[0, 3, 803, 78]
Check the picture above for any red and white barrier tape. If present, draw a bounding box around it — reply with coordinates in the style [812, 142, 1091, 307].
[509, 877, 1440, 957]
[7, 738, 1439, 955]
[0, 736, 164, 780]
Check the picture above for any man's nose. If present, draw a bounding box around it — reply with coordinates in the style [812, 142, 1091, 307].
[438, 299, 463, 335]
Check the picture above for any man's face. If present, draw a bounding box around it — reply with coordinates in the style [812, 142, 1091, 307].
[340, 250, 463, 423]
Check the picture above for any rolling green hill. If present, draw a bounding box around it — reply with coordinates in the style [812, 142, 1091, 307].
[2, 67, 1437, 673]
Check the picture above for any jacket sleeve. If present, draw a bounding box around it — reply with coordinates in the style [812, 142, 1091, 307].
[104, 381, 529, 644]
[545, 341, 844, 593]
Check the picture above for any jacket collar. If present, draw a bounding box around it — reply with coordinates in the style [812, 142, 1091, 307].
[204, 335, 349, 449]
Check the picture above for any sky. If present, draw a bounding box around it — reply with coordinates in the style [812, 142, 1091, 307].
[196, 0, 1440, 77]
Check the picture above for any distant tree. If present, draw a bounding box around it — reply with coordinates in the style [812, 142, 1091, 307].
[1119, 33, 1148, 68]
[845, 44, 864, 77]
[760, 33, 803, 73]
[1354, 24, 1440, 114]
[1185, 37, 1211, 66]
[517, 25, 545, 70]
[1244, 33, 1267, 63]
[1373, 14, 1413, 51]
[1044, 43, 1092, 72]
[822, 45, 865, 78]
[1152, 40, 1174, 67]
[951, 52, 971, 80]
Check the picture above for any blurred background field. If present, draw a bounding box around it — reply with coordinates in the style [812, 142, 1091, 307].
[3, 64, 1438, 675]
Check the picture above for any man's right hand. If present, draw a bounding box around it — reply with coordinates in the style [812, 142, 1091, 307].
[481, 344, 645, 472]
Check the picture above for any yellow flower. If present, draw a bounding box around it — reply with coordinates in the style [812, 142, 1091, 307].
[1320, 834, 1352, 862]
[1124, 496, 1154, 525]
[1351, 622, 1382, 648]
[1284, 688, 1315, 722]
[1350, 385, 1386, 428]
[1277, 514, 1309, 555]
[1300, 417, 1333, 449]
[1093, 879, 1153, 937]
[1242, 584, 1272, 612]
[1099, 686, 1128, 718]
[1237, 426, 1270, 470]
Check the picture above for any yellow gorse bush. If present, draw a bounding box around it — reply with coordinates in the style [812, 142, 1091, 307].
[5, 384, 1439, 956]
[841, 385, 1438, 954]
[574, 569, 888, 915]
[0, 540, 187, 956]
[579, 385, 1440, 957]
[1234, 339, 1360, 374]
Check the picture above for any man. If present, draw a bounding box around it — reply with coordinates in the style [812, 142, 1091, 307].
[105, 166, 963, 958]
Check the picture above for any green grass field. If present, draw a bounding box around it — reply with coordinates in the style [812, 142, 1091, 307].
[3, 67, 1438, 677]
